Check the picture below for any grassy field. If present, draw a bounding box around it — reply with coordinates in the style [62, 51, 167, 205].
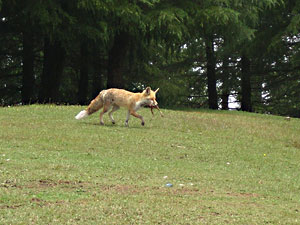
[0, 105, 300, 224]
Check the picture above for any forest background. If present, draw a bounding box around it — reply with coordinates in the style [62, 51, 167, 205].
[0, 0, 299, 117]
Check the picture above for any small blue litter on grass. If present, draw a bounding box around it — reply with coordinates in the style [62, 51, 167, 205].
[165, 183, 173, 187]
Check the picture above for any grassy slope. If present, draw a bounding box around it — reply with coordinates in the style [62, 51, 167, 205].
[0, 105, 300, 224]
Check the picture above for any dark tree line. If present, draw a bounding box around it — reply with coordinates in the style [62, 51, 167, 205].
[1, 0, 300, 117]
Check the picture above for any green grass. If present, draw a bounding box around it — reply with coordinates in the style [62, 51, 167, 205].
[1, 105, 300, 224]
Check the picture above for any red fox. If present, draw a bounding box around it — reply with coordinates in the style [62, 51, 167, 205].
[75, 87, 160, 126]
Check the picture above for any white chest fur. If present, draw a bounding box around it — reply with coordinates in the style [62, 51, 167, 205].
[135, 99, 150, 111]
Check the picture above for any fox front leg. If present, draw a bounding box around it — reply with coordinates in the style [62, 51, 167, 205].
[130, 110, 145, 126]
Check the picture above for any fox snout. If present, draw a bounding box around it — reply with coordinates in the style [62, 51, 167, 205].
[150, 99, 158, 106]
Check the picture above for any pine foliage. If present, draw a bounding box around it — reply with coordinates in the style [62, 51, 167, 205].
[0, 0, 299, 117]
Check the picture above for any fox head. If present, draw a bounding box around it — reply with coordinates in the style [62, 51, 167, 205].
[143, 87, 159, 106]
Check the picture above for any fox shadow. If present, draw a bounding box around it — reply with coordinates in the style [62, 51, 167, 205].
[80, 121, 151, 129]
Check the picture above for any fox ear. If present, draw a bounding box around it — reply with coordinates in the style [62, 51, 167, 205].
[155, 88, 159, 93]
[145, 87, 151, 95]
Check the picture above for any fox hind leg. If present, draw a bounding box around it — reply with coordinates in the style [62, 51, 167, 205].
[99, 104, 111, 125]
[108, 105, 120, 124]
[125, 110, 130, 127]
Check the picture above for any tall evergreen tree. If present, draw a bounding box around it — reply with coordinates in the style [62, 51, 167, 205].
[21, 30, 35, 104]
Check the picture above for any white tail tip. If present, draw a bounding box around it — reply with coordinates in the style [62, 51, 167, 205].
[75, 110, 88, 120]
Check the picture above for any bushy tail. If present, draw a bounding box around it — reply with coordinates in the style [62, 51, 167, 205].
[75, 94, 103, 120]
[75, 110, 88, 120]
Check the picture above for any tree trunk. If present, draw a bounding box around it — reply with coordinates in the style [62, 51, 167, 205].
[107, 31, 130, 89]
[21, 31, 35, 104]
[91, 53, 105, 98]
[241, 55, 252, 112]
[205, 37, 218, 109]
[251, 59, 264, 112]
[221, 56, 230, 110]
[221, 92, 229, 110]
[38, 38, 66, 103]
[77, 42, 89, 105]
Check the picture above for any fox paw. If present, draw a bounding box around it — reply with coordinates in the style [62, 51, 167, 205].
[141, 122, 145, 126]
